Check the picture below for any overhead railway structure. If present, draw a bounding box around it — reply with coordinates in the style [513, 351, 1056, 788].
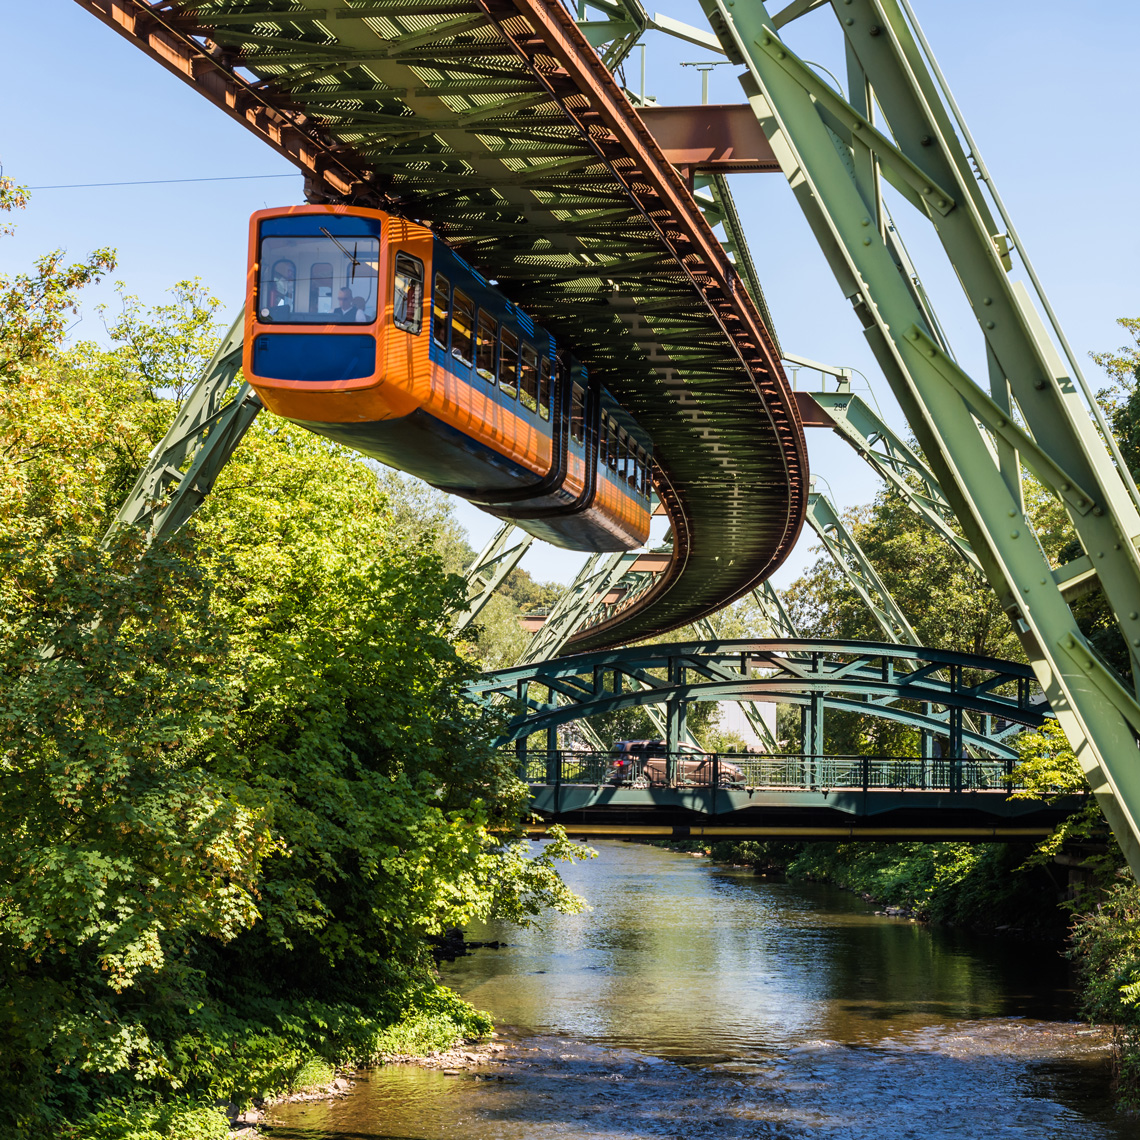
[79, 0, 1140, 874]
[79, 0, 807, 648]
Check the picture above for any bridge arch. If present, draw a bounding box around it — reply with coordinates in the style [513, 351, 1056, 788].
[464, 640, 1073, 838]
[466, 639, 1051, 759]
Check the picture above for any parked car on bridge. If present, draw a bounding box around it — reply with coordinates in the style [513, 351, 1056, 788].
[605, 740, 745, 788]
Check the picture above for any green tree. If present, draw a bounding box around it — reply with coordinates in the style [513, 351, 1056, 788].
[0, 183, 587, 1136]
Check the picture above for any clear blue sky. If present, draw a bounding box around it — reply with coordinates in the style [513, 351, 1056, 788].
[2, 1, 1137, 587]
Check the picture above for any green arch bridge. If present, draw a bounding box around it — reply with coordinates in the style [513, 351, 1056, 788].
[466, 640, 1084, 841]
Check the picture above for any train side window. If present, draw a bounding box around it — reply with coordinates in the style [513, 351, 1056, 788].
[452, 290, 474, 365]
[607, 420, 619, 471]
[640, 449, 652, 496]
[499, 328, 519, 398]
[432, 274, 451, 350]
[310, 262, 333, 315]
[623, 434, 637, 488]
[598, 416, 608, 466]
[519, 343, 538, 412]
[477, 312, 497, 382]
[538, 357, 552, 421]
[570, 383, 585, 444]
[393, 252, 424, 334]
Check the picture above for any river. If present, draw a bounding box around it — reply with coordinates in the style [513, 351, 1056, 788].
[265, 841, 1132, 1138]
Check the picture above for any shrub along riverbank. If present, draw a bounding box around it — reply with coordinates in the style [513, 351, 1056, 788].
[0, 179, 588, 1139]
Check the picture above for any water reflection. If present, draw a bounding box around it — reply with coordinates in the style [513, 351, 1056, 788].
[267, 842, 1127, 1139]
[446, 843, 1077, 1057]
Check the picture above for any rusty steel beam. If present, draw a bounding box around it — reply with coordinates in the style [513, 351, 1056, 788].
[637, 104, 780, 176]
[72, 0, 390, 203]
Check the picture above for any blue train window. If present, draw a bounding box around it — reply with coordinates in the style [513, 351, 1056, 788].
[538, 358, 551, 421]
[477, 312, 497, 382]
[432, 274, 450, 350]
[499, 328, 519, 399]
[571, 383, 585, 444]
[393, 252, 423, 334]
[452, 290, 474, 365]
[519, 344, 538, 412]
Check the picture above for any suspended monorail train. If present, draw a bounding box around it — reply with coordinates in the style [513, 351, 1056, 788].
[242, 204, 653, 551]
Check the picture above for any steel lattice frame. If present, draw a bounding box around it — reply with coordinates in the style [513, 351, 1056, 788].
[699, 0, 1140, 874]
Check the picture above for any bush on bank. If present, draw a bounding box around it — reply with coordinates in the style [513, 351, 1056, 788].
[0, 182, 587, 1138]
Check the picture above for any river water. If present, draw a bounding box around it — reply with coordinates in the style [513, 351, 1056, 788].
[266, 841, 1133, 1139]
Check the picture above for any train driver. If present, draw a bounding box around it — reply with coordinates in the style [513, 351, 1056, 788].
[333, 287, 357, 321]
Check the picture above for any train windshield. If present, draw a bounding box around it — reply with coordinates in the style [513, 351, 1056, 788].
[258, 231, 379, 324]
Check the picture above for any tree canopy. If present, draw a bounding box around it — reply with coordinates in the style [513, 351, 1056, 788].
[0, 178, 587, 1138]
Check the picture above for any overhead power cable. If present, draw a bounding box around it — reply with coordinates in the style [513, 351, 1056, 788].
[28, 173, 300, 190]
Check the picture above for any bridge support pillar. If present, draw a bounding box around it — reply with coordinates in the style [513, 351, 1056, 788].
[921, 705, 934, 789]
[802, 689, 825, 788]
[949, 703, 964, 793]
[545, 724, 559, 786]
[667, 660, 686, 784]
[516, 681, 529, 780]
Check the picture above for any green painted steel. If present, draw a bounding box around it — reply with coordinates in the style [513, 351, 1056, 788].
[805, 489, 918, 644]
[809, 385, 980, 572]
[103, 315, 261, 547]
[468, 638, 1048, 760]
[752, 580, 798, 640]
[519, 748, 1027, 795]
[698, 0, 1140, 876]
[452, 521, 534, 635]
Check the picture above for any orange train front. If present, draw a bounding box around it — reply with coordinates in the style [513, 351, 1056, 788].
[242, 204, 653, 551]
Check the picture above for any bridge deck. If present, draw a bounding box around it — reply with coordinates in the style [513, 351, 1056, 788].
[526, 784, 1080, 841]
[76, 0, 808, 649]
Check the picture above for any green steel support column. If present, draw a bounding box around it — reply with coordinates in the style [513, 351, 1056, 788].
[809, 387, 980, 572]
[104, 314, 260, 546]
[700, 0, 1140, 874]
[806, 490, 919, 644]
[574, 0, 648, 68]
[516, 550, 632, 666]
[752, 581, 799, 639]
[546, 724, 559, 785]
[516, 680, 529, 779]
[949, 685, 964, 792]
[803, 685, 825, 788]
[452, 521, 535, 635]
[666, 659, 685, 783]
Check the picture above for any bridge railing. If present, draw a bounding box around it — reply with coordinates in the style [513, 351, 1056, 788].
[510, 750, 1032, 794]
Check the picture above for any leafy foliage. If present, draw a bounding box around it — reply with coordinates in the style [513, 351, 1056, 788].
[1070, 883, 1140, 1105]
[0, 185, 586, 1137]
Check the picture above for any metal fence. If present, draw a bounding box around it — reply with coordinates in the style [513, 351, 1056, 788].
[509, 750, 1028, 793]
